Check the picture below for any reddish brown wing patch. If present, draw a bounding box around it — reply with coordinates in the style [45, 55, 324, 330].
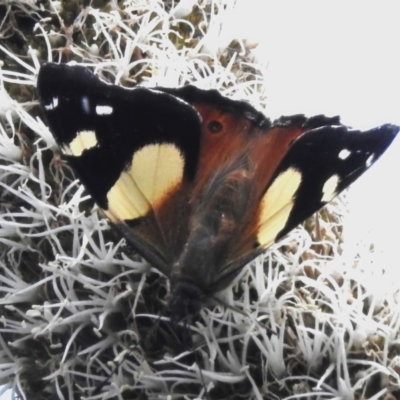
[188, 103, 314, 259]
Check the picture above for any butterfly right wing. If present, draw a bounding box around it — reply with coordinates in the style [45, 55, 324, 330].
[211, 116, 398, 292]
[256, 120, 399, 248]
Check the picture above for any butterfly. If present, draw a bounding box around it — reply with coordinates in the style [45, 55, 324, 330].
[37, 63, 399, 323]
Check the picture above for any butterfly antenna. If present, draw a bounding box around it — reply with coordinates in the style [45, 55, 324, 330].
[209, 294, 277, 336]
[91, 360, 120, 396]
[180, 315, 211, 400]
[194, 348, 211, 400]
[91, 344, 134, 396]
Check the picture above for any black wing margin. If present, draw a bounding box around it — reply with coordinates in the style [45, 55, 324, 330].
[261, 123, 399, 245]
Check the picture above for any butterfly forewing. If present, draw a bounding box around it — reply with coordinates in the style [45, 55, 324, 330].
[253, 121, 399, 249]
[38, 64, 205, 272]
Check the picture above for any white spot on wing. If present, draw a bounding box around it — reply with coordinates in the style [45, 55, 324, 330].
[321, 175, 339, 203]
[96, 105, 113, 115]
[338, 149, 351, 160]
[81, 97, 90, 114]
[63, 130, 98, 156]
[366, 154, 374, 167]
[44, 97, 59, 110]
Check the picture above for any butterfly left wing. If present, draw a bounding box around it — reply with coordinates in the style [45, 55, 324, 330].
[37, 63, 204, 273]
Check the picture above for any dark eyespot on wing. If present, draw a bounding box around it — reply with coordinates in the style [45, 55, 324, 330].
[208, 120, 223, 133]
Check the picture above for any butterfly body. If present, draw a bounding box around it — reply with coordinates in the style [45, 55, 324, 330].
[37, 63, 399, 322]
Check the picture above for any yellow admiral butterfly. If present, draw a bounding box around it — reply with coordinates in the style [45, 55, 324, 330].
[37, 63, 399, 322]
